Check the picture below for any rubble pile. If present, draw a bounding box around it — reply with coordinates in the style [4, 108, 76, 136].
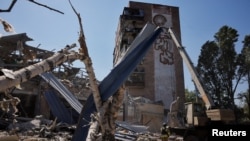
[0, 116, 75, 141]
[0, 33, 84, 140]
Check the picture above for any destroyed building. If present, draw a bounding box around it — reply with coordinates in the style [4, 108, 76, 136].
[0, 33, 93, 140]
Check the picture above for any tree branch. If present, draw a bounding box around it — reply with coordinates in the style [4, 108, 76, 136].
[27, 0, 64, 14]
[0, 0, 17, 12]
[68, 0, 105, 136]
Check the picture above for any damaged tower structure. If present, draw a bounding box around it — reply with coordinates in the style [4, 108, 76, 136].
[113, 1, 185, 128]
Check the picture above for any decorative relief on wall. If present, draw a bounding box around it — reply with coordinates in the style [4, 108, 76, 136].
[153, 14, 167, 27]
[153, 14, 174, 65]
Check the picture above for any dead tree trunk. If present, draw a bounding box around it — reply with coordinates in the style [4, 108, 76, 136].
[102, 86, 125, 141]
[68, 1, 105, 140]
[68, 1, 126, 140]
[0, 44, 81, 92]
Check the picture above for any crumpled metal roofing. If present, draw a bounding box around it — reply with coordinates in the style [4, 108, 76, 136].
[44, 89, 76, 124]
[116, 121, 149, 133]
[114, 121, 149, 141]
[40, 72, 83, 114]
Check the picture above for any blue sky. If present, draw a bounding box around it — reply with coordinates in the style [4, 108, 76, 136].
[1, 0, 250, 97]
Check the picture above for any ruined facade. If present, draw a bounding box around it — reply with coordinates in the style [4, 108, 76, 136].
[113, 1, 185, 122]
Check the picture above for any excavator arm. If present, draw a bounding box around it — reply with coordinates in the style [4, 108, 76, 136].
[168, 28, 215, 110]
[168, 28, 235, 123]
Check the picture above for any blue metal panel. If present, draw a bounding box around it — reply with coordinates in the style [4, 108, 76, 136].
[40, 72, 83, 114]
[44, 90, 75, 124]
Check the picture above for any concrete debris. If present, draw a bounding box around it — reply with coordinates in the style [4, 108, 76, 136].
[115, 121, 162, 141]
[1, 116, 75, 141]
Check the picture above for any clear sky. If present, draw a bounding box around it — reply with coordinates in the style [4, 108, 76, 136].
[1, 0, 250, 96]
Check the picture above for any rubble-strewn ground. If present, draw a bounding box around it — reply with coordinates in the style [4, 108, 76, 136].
[0, 116, 165, 141]
[0, 115, 75, 141]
